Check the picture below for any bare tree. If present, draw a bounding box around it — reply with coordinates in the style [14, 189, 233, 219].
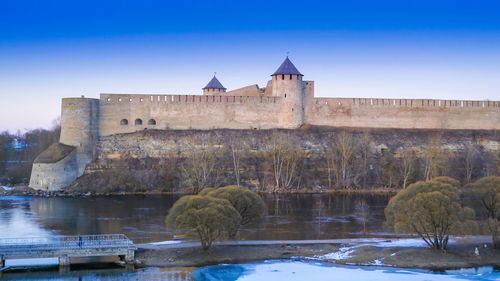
[422, 135, 446, 181]
[399, 148, 416, 189]
[228, 136, 243, 186]
[248, 150, 268, 191]
[181, 142, 223, 194]
[269, 132, 303, 190]
[359, 131, 372, 189]
[463, 143, 479, 184]
[483, 148, 500, 177]
[328, 132, 356, 189]
[379, 149, 400, 188]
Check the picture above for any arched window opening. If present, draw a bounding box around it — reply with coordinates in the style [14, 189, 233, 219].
[281, 74, 285, 80]
[135, 119, 143, 125]
[120, 119, 128, 125]
[148, 119, 156, 125]
[289, 74, 292, 80]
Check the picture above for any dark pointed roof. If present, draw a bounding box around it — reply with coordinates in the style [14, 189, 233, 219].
[203, 76, 226, 89]
[272, 57, 303, 76]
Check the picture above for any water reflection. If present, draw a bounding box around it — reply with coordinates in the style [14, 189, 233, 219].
[0, 194, 390, 243]
[1, 266, 195, 280]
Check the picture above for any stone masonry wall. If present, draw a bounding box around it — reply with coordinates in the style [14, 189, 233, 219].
[99, 94, 282, 136]
[29, 150, 79, 191]
[306, 98, 500, 130]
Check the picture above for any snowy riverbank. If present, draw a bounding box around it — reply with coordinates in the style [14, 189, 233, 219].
[135, 237, 500, 270]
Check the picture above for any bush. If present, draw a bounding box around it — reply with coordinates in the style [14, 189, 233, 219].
[463, 176, 500, 248]
[198, 187, 216, 196]
[165, 195, 240, 250]
[385, 177, 476, 250]
[205, 185, 266, 237]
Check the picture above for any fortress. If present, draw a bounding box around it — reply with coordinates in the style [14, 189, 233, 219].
[29, 57, 500, 190]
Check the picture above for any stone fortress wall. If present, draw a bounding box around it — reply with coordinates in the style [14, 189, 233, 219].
[101, 93, 500, 136]
[305, 97, 500, 130]
[29, 57, 500, 190]
[99, 94, 282, 136]
[29, 98, 99, 190]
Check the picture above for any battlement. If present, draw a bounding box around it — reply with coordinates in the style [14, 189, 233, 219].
[101, 94, 281, 105]
[313, 97, 500, 108]
[307, 97, 500, 130]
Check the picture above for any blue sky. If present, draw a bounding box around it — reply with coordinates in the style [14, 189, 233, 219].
[1, 0, 499, 131]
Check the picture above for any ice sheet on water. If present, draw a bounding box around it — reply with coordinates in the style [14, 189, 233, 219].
[193, 260, 500, 281]
[5, 258, 58, 267]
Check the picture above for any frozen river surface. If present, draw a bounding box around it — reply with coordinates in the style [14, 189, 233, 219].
[193, 260, 500, 281]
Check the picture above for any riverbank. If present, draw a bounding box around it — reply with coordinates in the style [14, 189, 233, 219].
[0, 185, 398, 197]
[135, 238, 500, 270]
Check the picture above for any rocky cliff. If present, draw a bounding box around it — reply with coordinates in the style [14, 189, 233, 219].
[69, 127, 500, 193]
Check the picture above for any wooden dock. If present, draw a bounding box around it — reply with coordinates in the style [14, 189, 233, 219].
[0, 234, 136, 270]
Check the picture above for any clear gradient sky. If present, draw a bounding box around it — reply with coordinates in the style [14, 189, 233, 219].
[1, 0, 499, 132]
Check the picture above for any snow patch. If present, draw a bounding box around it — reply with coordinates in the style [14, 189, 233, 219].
[373, 238, 427, 248]
[317, 238, 432, 262]
[318, 246, 357, 260]
[366, 259, 385, 266]
[0, 186, 13, 191]
[149, 240, 182, 245]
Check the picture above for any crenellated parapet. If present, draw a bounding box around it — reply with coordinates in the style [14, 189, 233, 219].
[99, 94, 283, 136]
[310, 97, 500, 108]
[306, 97, 500, 130]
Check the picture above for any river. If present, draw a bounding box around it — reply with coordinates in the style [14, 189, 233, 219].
[1, 193, 498, 280]
[0, 193, 390, 242]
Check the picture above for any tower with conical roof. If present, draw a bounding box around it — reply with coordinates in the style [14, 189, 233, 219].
[203, 75, 226, 95]
[271, 57, 305, 128]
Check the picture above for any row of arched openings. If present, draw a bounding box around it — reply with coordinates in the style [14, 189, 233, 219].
[120, 119, 156, 126]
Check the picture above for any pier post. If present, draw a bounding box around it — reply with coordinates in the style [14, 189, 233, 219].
[125, 249, 135, 264]
[58, 255, 70, 268]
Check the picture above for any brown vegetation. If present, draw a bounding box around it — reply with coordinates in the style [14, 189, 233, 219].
[74, 128, 500, 193]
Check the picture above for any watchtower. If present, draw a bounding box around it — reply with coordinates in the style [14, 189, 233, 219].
[203, 75, 226, 95]
[60, 97, 99, 174]
[271, 57, 305, 128]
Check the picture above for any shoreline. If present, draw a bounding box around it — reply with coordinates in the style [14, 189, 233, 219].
[0, 186, 398, 197]
[135, 238, 500, 270]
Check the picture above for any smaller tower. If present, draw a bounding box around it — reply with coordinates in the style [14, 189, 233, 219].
[203, 75, 226, 95]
